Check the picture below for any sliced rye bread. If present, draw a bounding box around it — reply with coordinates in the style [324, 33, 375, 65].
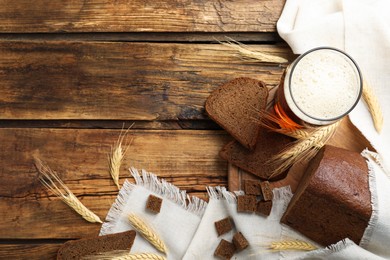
[205, 77, 268, 150]
[220, 130, 294, 180]
[57, 230, 136, 260]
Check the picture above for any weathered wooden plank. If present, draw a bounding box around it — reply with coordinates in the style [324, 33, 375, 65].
[0, 243, 60, 260]
[0, 0, 285, 33]
[0, 32, 281, 43]
[0, 128, 229, 238]
[0, 41, 291, 120]
[0, 120, 221, 130]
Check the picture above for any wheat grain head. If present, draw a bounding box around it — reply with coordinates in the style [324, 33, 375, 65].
[35, 157, 102, 224]
[82, 251, 167, 260]
[363, 79, 383, 133]
[269, 240, 317, 251]
[128, 213, 167, 254]
[109, 124, 134, 189]
[267, 121, 340, 178]
[220, 38, 288, 63]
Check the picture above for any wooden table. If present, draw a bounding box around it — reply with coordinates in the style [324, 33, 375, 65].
[0, 1, 310, 258]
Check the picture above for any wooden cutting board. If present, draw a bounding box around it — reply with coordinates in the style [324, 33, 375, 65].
[228, 89, 374, 192]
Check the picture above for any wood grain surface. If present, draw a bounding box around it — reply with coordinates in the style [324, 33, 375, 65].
[0, 0, 284, 33]
[0, 128, 229, 239]
[0, 244, 60, 260]
[2, 0, 362, 258]
[0, 41, 290, 120]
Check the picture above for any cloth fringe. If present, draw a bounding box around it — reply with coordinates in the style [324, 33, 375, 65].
[272, 186, 293, 205]
[206, 186, 244, 204]
[100, 179, 133, 235]
[130, 167, 208, 217]
[292, 239, 355, 259]
[100, 167, 208, 235]
[359, 150, 380, 249]
[325, 239, 356, 254]
[362, 149, 390, 178]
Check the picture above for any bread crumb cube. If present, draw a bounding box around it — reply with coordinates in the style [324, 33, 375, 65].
[237, 195, 257, 212]
[260, 181, 273, 201]
[146, 195, 163, 214]
[244, 179, 262, 196]
[215, 217, 234, 236]
[232, 232, 249, 251]
[214, 239, 236, 260]
[256, 200, 273, 216]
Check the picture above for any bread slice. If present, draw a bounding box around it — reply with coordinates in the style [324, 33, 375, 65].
[205, 77, 268, 150]
[281, 145, 371, 246]
[57, 230, 136, 259]
[220, 130, 293, 180]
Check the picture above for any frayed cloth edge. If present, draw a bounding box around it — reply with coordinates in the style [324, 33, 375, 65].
[360, 150, 380, 249]
[100, 179, 133, 235]
[130, 167, 208, 217]
[206, 186, 243, 204]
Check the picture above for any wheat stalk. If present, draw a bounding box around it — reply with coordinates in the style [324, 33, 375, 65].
[220, 38, 288, 63]
[363, 79, 383, 133]
[82, 251, 166, 260]
[249, 109, 320, 143]
[269, 240, 317, 251]
[34, 158, 103, 224]
[128, 213, 167, 254]
[109, 124, 134, 190]
[267, 121, 340, 178]
[272, 128, 311, 139]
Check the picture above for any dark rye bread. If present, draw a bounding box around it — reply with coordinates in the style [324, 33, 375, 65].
[205, 77, 268, 150]
[243, 179, 262, 196]
[232, 232, 249, 251]
[256, 200, 272, 216]
[281, 145, 372, 246]
[220, 130, 294, 180]
[214, 239, 236, 260]
[215, 217, 234, 236]
[57, 230, 136, 260]
[146, 194, 163, 214]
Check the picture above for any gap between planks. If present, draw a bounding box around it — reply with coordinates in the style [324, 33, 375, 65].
[0, 32, 282, 43]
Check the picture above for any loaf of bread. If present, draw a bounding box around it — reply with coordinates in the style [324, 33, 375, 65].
[281, 145, 372, 246]
[205, 77, 268, 150]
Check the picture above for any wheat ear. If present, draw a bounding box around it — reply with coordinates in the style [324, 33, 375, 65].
[128, 213, 167, 254]
[220, 38, 288, 63]
[267, 121, 340, 178]
[269, 240, 317, 251]
[82, 250, 166, 260]
[363, 79, 383, 133]
[109, 124, 134, 190]
[34, 158, 102, 223]
[249, 106, 317, 141]
[272, 127, 312, 139]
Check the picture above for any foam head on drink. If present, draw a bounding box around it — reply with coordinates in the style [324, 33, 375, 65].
[281, 48, 362, 126]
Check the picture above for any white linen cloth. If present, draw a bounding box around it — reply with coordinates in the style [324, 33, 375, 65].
[101, 168, 298, 259]
[100, 168, 207, 259]
[183, 186, 294, 260]
[277, 0, 390, 172]
[100, 160, 388, 259]
[277, 0, 390, 258]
